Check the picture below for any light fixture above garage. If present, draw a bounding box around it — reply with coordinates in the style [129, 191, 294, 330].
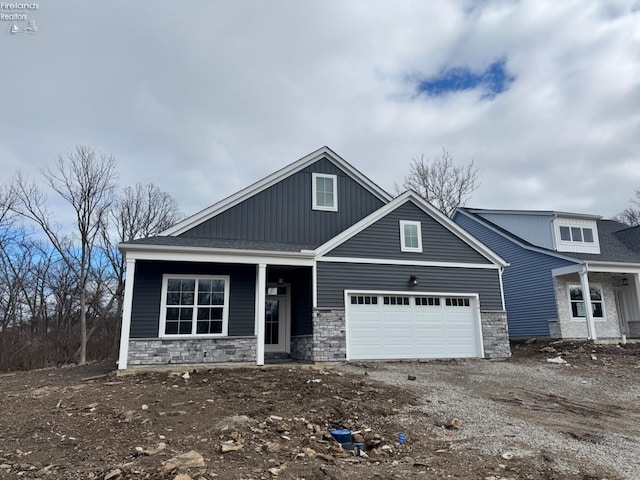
[409, 275, 418, 286]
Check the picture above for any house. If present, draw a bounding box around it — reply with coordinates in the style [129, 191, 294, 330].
[117, 147, 511, 369]
[453, 208, 640, 341]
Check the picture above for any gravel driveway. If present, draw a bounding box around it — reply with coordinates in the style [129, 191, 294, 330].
[339, 350, 640, 479]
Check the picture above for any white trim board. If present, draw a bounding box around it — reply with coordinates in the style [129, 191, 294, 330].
[161, 147, 392, 236]
[317, 256, 500, 269]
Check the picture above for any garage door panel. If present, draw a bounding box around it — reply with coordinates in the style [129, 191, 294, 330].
[347, 293, 481, 360]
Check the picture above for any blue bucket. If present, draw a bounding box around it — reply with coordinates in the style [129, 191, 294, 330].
[329, 429, 352, 444]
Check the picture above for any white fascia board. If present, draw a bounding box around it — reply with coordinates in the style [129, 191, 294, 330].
[160, 146, 392, 236]
[318, 256, 501, 269]
[120, 244, 315, 266]
[552, 261, 640, 277]
[455, 209, 581, 264]
[316, 192, 508, 267]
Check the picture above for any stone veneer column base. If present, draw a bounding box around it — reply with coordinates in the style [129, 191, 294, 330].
[128, 336, 257, 366]
[312, 309, 347, 361]
[290, 335, 314, 361]
[480, 310, 511, 359]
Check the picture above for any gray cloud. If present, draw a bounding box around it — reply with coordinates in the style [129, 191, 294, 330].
[1, 0, 639, 227]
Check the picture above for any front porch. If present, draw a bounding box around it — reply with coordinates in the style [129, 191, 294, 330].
[550, 264, 640, 340]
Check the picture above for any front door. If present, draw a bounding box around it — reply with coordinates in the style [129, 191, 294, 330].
[265, 285, 289, 353]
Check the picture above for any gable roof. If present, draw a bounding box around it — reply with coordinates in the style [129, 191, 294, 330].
[456, 208, 640, 265]
[316, 191, 508, 267]
[160, 146, 393, 236]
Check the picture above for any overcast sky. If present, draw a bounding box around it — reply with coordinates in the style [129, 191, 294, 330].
[2, 0, 640, 227]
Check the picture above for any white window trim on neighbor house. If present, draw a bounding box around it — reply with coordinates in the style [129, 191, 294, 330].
[568, 283, 605, 322]
[553, 217, 600, 254]
[400, 220, 423, 252]
[159, 274, 230, 338]
[312, 173, 338, 211]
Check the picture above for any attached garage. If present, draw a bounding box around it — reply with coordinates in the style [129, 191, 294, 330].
[345, 291, 483, 360]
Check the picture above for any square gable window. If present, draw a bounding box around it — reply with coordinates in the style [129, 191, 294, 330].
[312, 173, 337, 211]
[400, 220, 422, 252]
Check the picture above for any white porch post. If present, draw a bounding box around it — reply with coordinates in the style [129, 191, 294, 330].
[118, 257, 136, 370]
[256, 263, 267, 366]
[579, 267, 597, 340]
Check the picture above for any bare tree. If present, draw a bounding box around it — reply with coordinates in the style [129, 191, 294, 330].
[615, 189, 640, 226]
[398, 149, 480, 217]
[99, 183, 182, 354]
[12, 146, 117, 364]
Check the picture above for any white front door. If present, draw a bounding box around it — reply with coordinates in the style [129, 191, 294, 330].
[265, 285, 290, 353]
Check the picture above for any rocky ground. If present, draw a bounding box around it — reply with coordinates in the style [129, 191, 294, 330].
[1, 340, 639, 480]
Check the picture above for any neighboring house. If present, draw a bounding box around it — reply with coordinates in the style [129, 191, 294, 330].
[453, 208, 640, 341]
[117, 147, 510, 369]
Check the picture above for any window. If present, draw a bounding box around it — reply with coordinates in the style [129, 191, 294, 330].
[399, 220, 423, 252]
[569, 285, 604, 319]
[445, 297, 470, 307]
[350, 295, 378, 305]
[559, 225, 595, 243]
[312, 173, 337, 211]
[415, 296, 440, 306]
[160, 275, 229, 336]
[383, 296, 410, 305]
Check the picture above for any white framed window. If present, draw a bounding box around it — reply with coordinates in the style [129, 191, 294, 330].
[312, 173, 338, 211]
[568, 284, 604, 320]
[159, 275, 230, 337]
[559, 226, 594, 243]
[399, 220, 422, 252]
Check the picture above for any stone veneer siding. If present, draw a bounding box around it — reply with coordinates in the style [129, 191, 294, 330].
[312, 309, 347, 361]
[480, 310, 511, 358]
[128, 337, 256, 366]
[290, 335, 314, 361]
[553, 273, 621, 339]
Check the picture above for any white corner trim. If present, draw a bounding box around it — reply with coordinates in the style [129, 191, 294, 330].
[160, 147, 391, 236]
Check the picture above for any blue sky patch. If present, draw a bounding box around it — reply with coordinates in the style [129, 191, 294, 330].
[417, 59, 515, 99]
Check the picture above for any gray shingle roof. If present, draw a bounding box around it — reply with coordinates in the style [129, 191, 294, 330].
[121, 236, 316, 252]
[569, 220, 640, 263]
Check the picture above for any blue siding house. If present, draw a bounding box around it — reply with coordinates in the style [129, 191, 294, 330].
[453, 208, 640, 340]
[117, 147, 510, 369]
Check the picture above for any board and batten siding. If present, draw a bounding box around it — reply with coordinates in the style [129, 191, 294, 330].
[327, 201, 490, 264]
[316, 262, 503, 310]
[179, 157, 385, 246]
[454, 212, 575, 337]
[130, 261, 256, 338]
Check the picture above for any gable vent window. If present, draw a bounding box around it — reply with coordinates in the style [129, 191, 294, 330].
[312, 173, 338, 211]
[399, 220, 423, 252]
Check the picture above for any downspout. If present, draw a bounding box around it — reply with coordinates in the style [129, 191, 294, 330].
[579, 264, 597, 340]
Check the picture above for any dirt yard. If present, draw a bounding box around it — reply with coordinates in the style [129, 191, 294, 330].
[1, 341, 639, 480]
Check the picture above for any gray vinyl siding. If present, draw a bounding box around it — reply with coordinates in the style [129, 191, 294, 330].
[130, 261, 256, 338]
[180, 157, 385, 246]
[328, 201, 490, 263]
[475, 212, 555, 250]
[317, 262, 503, 310]
[454, 212, 575, 337]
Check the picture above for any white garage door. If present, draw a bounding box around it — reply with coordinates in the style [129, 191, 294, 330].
[346, 292, 483, 360]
